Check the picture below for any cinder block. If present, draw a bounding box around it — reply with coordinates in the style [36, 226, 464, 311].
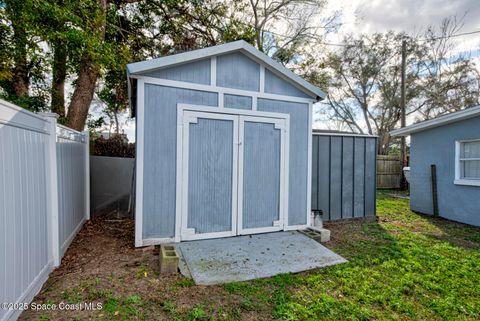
[302, 227, 331, 243]
[159, 245, 179, 274]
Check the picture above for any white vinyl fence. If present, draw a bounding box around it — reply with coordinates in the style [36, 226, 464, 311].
[0, 99, 89, 321]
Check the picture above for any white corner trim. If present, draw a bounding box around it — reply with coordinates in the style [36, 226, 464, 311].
[306, 102, 313, 227]
[219, 92, 224, 108]
[454, 179, 480, 187]
[210, 56, 216, 86]
[259, 65, 265, 93]
[134, 79, 145, 247]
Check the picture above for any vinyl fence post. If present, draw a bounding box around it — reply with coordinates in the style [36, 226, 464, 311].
[39, 113, 61, 267]
[84, 130, 90, 220]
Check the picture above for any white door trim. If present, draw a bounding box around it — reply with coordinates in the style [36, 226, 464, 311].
[237, 115, 289, 235]
[175, 103, 292, 242]
[179, 111, 239, 241]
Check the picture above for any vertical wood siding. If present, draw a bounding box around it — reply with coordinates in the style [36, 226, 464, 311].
[242, 122, 281, 228]
[187, 118, 234, 233]
[257, 99, 309, 226]
[143, 84, 218, 239]
[141, 59, 211, 85]
[224, 94, 252, 110]
[312, 134, 377, 220]
[216, 52, 260, 91]
[264, 69, 311, 98]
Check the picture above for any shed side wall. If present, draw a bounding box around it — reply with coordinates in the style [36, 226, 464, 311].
[410, 116, 480, 226]
[312, 134, 377, 220]
[258, 98, 309, 225]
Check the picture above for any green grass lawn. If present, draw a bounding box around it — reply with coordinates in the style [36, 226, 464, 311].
[24, 192, 480, 321]
[222, 192, 480, 320]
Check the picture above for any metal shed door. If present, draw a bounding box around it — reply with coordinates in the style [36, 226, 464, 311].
[180, 111, 238, 241]
[238, 116, 287, 234]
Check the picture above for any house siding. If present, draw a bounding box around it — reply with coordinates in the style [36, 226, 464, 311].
[410, 115, 480, 226]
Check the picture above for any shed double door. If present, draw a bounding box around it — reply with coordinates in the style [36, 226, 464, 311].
[180, 111, 288, 241]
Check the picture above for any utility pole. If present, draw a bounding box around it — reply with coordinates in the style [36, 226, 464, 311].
[400, 40, 408, 190]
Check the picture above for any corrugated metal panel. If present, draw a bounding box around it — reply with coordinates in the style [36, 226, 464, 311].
[143, 84, 218, 239]
[312, 134, 377, 220]
[216, 52, 260, 91]
[257, 99, 309, 226]
[141, 58, 211, 85]
[187, 118, 233, 233]
[242, 122, 281, 228]
[56, 128, 87, 253]
[224, 94, 252, 110]
[329, 137, 342, 220]
[264, 69, 311, 98]
[0, 119, 49, 321]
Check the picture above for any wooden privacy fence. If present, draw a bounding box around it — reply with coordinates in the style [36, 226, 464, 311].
[312, 133, 377, 221]
[376, 155, 402, 189]
[0, 99, 89, 321]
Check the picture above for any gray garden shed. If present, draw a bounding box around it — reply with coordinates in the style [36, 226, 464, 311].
[391, 105, 480, 226]
[126, 40, 326, 246]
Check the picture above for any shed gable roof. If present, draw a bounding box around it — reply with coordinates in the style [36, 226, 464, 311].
[126, 40, 326, 99]
[390, 105, 480, 136]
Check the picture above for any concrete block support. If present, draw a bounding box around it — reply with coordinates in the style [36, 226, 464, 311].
[159, 245, 180, 274]
[301, 227, 331, 243]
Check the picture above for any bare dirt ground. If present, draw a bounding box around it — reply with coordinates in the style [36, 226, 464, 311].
[20, 218, 267, 321]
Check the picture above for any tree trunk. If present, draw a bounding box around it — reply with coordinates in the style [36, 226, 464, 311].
[51, 43, 67, 117]
[66, 56, 100, 131]
[114, 110, 120, 134]
[11, 7, 29, 97]
[65, 0, 106, 131]
[377, 132, 391, 155]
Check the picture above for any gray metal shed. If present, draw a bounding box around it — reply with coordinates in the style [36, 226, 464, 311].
[311, 132, 377, 221]
[127, 41, 326, 246]
[391, 105, 480, 226]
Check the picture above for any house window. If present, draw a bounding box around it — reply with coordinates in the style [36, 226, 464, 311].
[455, 139, 480, 186]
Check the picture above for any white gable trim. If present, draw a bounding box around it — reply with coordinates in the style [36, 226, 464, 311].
[126, 40, 326, 99]
[391, 105, 480, 136]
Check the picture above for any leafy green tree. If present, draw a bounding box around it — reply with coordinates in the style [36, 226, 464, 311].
[320, 19, 480, 154]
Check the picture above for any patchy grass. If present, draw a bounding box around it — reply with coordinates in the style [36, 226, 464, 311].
[21, 192, 480, 320]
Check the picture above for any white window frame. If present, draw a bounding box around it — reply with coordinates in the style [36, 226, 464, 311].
[454, 139, 480, 187]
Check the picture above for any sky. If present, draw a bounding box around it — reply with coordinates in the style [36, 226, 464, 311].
[115, 0, 480, 141]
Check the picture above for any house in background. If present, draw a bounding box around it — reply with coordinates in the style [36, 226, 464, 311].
[391, 105, 480, 226]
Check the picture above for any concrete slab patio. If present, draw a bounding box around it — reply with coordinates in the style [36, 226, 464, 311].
[177, 231, 347, 285]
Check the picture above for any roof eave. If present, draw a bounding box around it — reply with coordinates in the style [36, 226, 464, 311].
[390, 105, 480, 137]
